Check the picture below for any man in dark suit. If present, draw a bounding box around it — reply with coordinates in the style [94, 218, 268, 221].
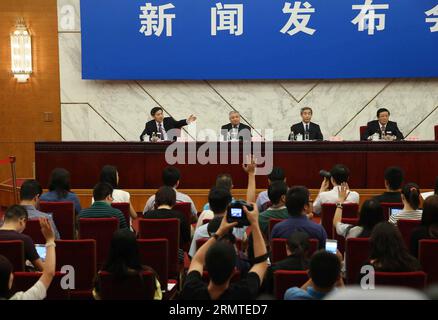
[221, 111, 252, 141]
[361, 108, 404, 141]
[140, 107, 196, 141]
[289, 107, 323, 140]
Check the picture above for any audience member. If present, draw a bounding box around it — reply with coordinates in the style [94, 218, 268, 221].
[410, 195, 438, 257]
[374, 166, 404, 204]
[256, 167, 286, 212]
[258, 181, 289, 237]
[389, 183, 422, 225]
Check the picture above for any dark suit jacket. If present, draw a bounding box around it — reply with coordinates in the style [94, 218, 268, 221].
[361, 120, 404, 141]
[221, 123, 252, 141]
[289, 122, 323, 141]
[140, 117, 188, 141]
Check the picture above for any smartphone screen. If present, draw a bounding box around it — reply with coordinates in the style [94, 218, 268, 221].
[325, 240, 338, 255]
[35, 244, 47, 261]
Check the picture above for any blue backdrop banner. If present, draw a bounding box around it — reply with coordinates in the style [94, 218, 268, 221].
[80, 0, 438, 80]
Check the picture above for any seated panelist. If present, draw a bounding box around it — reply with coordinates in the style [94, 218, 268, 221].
[361, 108, 404, 141]
[289, 107, 323, 141]
[221, 111, 252, 141]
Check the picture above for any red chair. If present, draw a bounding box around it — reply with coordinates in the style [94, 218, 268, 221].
[419, 239, 438, 285]
[273, 270, 309, 300]
[97, 270, 155, 300]
[138, 218, 180, 279]
[111, 202, 130, 228]
[333, 217, 359, 255]
[202, 219, 212, 225]
[0, 240, 25, 271]
[321, 203, 358, 238]
[173, 202, 192, 224]
[270, 238, 319, 264]
[360, 126, 367, 140]
[11, 272, 69, 300]
[268, 218, 284, 239]
[397, 219, 421, 249]
[23, 219, 45, 244]
[39, 201, 75, 239]
[345, 238, 371, 284]
[375, 271, 427, 289]
[55, 239, 96, 299]
[380, 202, 403, 221]
[137, 239, 169, 291]
[79, 218, 118, 269]
[435, 125, 438, 141]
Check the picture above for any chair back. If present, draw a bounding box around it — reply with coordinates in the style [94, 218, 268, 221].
[321, 203, 358, 238]
[40, 201, 75, 239]
[0, 240, 25, 271]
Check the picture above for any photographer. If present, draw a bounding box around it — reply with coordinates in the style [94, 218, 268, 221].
[313, 164, 359, 215]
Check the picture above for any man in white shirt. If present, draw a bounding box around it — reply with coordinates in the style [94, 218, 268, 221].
[143, 166, 198, 217]
[313, 164, 359, 215]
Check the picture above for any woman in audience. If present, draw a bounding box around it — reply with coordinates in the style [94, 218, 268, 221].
[410, 195, 438, 257]
[333, 183, 384, 238]
[0, 218, 56, 300]
[40, 168, 82, 215]
[366, 222, 421, 272]
[389, 183, 422, 226]
[95, 165, 137, 220]
[93, 229, 162, 300]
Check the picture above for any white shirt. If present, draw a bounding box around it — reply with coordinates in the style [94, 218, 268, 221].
[313, 185, 360, 215]
[155, 121, 168, 141]
[143, 189, 197, 216]
[92, 189, 130, 204]
[195, 210, 215, 230]
[302, 122, 310, 132]
[9, 280, 46, 300]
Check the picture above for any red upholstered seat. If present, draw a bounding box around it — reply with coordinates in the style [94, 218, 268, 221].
[11, 272, 69, 300]
[270, 238, 319, 264]
[268, 218, 284, 240]
[321, 203, 358, 238]
[380, 202, 403, 221]
[111, 202, 130, 228]
[397, 219, 421, 249]
[173, 202, 192, 224]
[97, 270, 155, 300]
[0, 240, 25, 271]
[333, 217, 359, 255]
[419, 239, 438, 285]
[360, 126, 367, 140]
[23, 219, 45, 244]
[375, 271, 427, 289]
[273, 270, 309, 300]
[79, 218, 118, 269]
[39, 201, 75, 239]
[345, 237, 371, 284]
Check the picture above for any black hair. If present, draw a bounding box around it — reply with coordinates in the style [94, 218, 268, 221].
[267, 181, 288, 206]
[103, 229, 143, 280]
[401, 183, 420, 210]
[286, 231, 311, 264]
[330, 164, 350, 185]
[285, 186, 309, 216]
[100, 165, 118, 189]
[268, 167, 285, 182]
[377, 108, 390, 117]
[48, 168, 71, 198]
[4, 205, 28, 222]
[150, 107, 163, 116]
[370, 222, 421, 272]
[207, 216, 236, 244]
[308, 251, 341, 289]
[162, 166, 180, 187]
[421, 195, 438, 227]
[93, 182, 113, 202]
[215, 174, 233, 192]
[155, 186, 176, 208]
[357, 199, 385, 238]
[384, 167, 404, 190]
[20, 179, 43, 201]
[205, 241, 236, 285]
[0, 255, 13, 299]
[208, 187, 232, 214]
[300, 107, 313, 115]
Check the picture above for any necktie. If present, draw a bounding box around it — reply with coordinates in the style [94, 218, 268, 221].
[305, 124, 309, 132]
[158, 123, 165, 139]
[381, 125, 386, 133]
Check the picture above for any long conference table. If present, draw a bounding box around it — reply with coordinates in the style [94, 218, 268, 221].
[35, 141, 438, 190]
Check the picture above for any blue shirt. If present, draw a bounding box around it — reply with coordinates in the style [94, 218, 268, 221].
[40, 191, 82, 215]
[271, 215, 327, 248]
[23, 205, 61, 240]
[284, 286, 330, 300]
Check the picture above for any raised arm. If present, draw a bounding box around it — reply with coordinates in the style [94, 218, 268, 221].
[38, 218, 56, 289]
[332, 183, 350, 227]
[243, 155, 257, 204]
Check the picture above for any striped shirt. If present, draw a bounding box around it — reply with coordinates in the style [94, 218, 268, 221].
[389, 209, 423, 226]
[78, 201, 128, 229]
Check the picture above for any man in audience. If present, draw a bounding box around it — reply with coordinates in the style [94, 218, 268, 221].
[284, 250, 343, 300]
[271, 186, 327, 248]
[0, 205, 44, 271]
[258, 181, 289, 237]
[189, 158, 256, 258]
[374, 166, 404, 204]
[181, 206, 268, 300]
[289, 107, 323, 141]
[19, 179, 60, 240]
[143, 166, 197, 217]
[256, 167, 286, 212]
[139, 106, 196, 141]
[221, 111, 252, 141]
[361, 107, 404, 141]
[78, 182, 128, 229]
[312, 164, 359, 215]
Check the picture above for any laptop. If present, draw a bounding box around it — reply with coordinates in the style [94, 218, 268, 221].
[389, 208, 402, 216]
